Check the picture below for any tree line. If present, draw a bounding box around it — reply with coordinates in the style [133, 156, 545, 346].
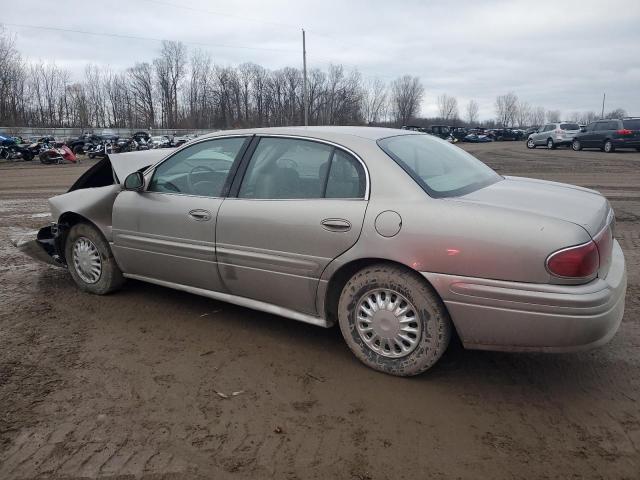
[0, 29, 424, 130]
[0, 27, 628, 131]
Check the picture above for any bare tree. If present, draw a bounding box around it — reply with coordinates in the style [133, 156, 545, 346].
[516, 100, 531, 127]
[546, 109, 561, 122]
[128, 62, 155, 128]
[605, 108, 627, 119]
[362, 78, 387, 125]
[390, 75, 424, 126]
[437, 94, 458, 121]
[531, 106, 546, 126]
[466, 99, 479, 125]
[154, 40, 187, 128]
[495, 92, 518, 127]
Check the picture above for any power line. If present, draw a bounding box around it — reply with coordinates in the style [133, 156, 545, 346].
[2, 22, 300, 54]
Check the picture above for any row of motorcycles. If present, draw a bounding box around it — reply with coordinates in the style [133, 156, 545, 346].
[0, 136, 77, 164]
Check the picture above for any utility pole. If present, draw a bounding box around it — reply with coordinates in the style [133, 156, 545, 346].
[601, 93, 606, 119]
[302, 28, 308, 126]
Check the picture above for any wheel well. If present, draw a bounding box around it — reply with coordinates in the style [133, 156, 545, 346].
[56, 212, 100, 263]
[323, 258, 439, 326]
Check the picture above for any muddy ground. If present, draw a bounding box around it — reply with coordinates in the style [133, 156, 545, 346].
[0, 142, 639, 479]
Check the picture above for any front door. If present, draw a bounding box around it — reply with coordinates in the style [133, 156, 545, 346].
[216, 136, 369, 315]
[111, 136, 249, 291]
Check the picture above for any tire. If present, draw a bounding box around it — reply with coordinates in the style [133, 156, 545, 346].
[65, 223, 124, 295]
[73, 145, 84, 155]
[571, 139, 582, 151]
[22, 151, 34, 161]
[526, 138, 536, 149]
[604, 140, 615, 153]
[636, 148, 640, 152]
[547, 138, 556, 149]
[337, 263, 452, 376]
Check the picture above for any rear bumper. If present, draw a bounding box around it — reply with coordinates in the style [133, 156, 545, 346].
[612, 138, 640, 148]
[422, 240, 626, 352]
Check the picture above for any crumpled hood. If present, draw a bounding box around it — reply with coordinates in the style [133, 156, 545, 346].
[455, 176, 610, 237]
[108, 149, 175, 182]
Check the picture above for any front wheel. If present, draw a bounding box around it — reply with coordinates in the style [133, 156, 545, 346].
[547, 138, 556, 149]
[65, 223, 124, 295]
[337, 263, 452, 376]
[526, 138, 536, 149]
[604, 140, 615, 153]
[572, 139, 582, 151]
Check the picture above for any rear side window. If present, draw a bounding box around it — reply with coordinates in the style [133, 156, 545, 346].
[622, 119, 640, 130]
[238, 137, 366, 199]
[543, 124, 554, 132]
[595, 122, 610, 131]
[560, 123, 579, 130]
[378, 134, 501, 198]
[607, 121, 620, 129]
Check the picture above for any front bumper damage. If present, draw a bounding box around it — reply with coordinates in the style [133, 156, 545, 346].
[13, 224, 66, 267]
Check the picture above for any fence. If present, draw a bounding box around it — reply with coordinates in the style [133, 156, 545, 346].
[0, 127, 219, 139]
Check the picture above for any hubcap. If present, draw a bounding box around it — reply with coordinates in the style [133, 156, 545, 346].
[527, 140, 534, 147]
[72, 237, 102, 284]
[547, 140, 553, 148]
[605, 142, 611, 152]
[355, 289, 422, 358]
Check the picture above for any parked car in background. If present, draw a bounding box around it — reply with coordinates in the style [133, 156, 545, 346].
[450, 127, 468, 141]
[488, 128, 524, 141]
[525, 126, 540, 136]
[571, 118, 640, 153]
[15, 126, 626, 377]
[150, 135, 171, 148]
[463, 131, 493, 142]
[526, 122, 581, 149]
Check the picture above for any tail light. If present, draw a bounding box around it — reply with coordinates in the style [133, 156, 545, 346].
[616, 129, 633, 135]
[555, 129, 563, 134]
[546, 241, 599, 278]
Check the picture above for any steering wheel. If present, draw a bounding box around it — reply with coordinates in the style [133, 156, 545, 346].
[187, 165, 216, 194]
[277, 158, 298, 170]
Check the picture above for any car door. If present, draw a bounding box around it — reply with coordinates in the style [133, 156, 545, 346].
[590, 121, 610, 147]
[111, 136, 250, 291]
[215, 136, 369, 315]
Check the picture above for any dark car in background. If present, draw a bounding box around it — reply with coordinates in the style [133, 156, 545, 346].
[488, 128, 524, 141]
[572, 118, 640, 153]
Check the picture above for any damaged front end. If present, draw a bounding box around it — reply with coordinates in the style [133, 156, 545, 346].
[12, 224, 67, 267]
[14, 148, 172, 268]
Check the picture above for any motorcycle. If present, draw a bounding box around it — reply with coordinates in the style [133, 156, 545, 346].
[0, 138, 35, 161]
[39, 142, 77, 164]
[86, 140, 113, 159]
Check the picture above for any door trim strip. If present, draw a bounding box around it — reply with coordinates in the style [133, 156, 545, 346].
[123, 273, 333, 328]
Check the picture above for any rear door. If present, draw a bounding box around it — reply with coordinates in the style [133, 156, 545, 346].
[112, 136, 249, 291]
[215, 136, 369, 315]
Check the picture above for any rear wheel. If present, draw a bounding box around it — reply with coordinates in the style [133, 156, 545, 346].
[572, 139, 582, 151]
[65, 223, 124, 295]
[526, 138, 536, 149]
[547, 138, 556, 149]
[337, 263, 451, 376]
[604, 140, 615, 153]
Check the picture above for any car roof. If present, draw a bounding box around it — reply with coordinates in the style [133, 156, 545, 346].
[200, 126, 419, 143]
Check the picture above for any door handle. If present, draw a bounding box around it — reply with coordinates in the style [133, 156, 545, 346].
[188, 209, 212, 221]
[321, 218, 351, 232]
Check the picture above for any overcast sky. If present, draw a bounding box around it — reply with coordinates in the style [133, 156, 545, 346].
[3, 0, 639, 120]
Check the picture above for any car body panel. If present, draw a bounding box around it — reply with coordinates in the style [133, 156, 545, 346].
[15, 126, 626, 353]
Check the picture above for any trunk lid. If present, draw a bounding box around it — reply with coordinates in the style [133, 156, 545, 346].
[455, 176, 610, 237]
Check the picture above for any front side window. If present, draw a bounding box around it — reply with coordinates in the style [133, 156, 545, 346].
[238, 137, 365, 199]
[378, 134, 501, 198]
[148, 137, 246, 197]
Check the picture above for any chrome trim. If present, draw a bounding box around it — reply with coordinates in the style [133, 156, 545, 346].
[123, 273, 333, 328]
[254, 133, 371, 200]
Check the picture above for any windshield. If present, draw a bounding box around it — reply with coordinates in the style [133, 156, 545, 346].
[377, 134, 501, 198]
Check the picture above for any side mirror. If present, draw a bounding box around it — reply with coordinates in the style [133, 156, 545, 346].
[580, 127, 587, 133]
[124, 171, 145, 191]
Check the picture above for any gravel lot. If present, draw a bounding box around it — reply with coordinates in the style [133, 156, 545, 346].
[1, 142, 639, 479]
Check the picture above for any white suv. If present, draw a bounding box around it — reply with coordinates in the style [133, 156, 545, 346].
[526, 122, 581, 149]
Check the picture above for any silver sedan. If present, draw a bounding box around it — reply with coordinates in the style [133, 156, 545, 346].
[17, 127, 627, 376]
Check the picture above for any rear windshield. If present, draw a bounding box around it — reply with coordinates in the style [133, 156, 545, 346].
[623, 119, 640, 130]
[560, 123, 580, 130]
[377, 134, 501, 198]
